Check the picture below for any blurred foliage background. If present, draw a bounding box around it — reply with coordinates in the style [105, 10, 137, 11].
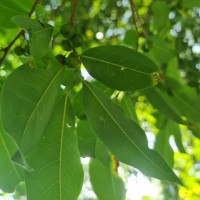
[0, 0, 200, 199]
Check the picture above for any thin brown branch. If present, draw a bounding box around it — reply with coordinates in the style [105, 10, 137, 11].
[0, 0, 40, 66]
[128, 0, 139, 50]
[0, 30, 24, 66]
[28, 0, 40, 17]
[69, 0, 78, 26]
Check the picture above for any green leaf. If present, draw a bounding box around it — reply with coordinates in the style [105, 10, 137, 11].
[167, 121, 185, 153]
[30, 24, 53, 57]
[0, 0, 34, 28]
[151, 1, 170, 33]
[71, 90, 85, 119]
[120, 93, 139, 123]
[1, 61, 64, 156]
[90, 159, 125, 200]
[0, 128, 24, 192]
[182, 0, 200, 8]
[123, 29, 137, 49]
[159, 78, 200, 125]
[77, 120, 96, 157]
[149, 36, 176, 63]
[154, 129, 174, 168]
[62, 68, 81, 88]
[25, 95, 83, 200]
[90, 140, 126, 200]
[82, 81, 181, 184]
[144, 88, 183, 124]
[81, 46, 159, 91]
[12, 15, 43, 30]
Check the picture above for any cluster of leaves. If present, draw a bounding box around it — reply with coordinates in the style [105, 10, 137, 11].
[0, 0, 200, 199]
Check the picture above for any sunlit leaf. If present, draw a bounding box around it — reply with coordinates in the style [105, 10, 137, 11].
[82, 81, 181, 184]
[81, 46, 159, 91]
[1, 61, 64, 157]
[25, 95, 83, 200]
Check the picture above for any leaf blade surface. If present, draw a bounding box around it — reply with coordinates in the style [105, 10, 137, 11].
[1, 62, 64, 156]
[25, 95, 83, 200]
[81, 46, 159, 91]
[83, 81, 181, 184]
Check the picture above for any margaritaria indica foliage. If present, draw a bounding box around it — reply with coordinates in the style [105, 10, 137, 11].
[0, 0, 200, 199]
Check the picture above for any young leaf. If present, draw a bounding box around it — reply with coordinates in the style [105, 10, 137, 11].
[81, 46, 159, 91]
[1, 61, 64, 157]
[82, 81, 181, 184]
[0, 128, 24, 192]
[25, 95, 83, 200]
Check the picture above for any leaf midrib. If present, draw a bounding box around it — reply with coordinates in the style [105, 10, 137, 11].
[81, 55, 152, 76]
[21, 67, 64, 145]
[0, 4, 21, 14]
[84, 81, 173, 179]
[59, 95, 68, 200]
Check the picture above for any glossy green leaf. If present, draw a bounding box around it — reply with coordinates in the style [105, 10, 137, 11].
[30, 24, 53, 57]
[0, 128, 24, 192]
[82, 81, 181, 184]
[0, 0, 34, 28]
[154, 129, 174, 168]
[90, 159, 125, 200]
[1, 61, 64, 156]
[25, 95, 83, 200]
[77, 120, 96, 157]
[81, 46, 159, 91]
[12, 15, 43, 30]
[144, 88, 183, 124]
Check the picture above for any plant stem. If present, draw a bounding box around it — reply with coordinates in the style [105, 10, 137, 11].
[69, 0, 78, 26]
[128, 0, 139, 50]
